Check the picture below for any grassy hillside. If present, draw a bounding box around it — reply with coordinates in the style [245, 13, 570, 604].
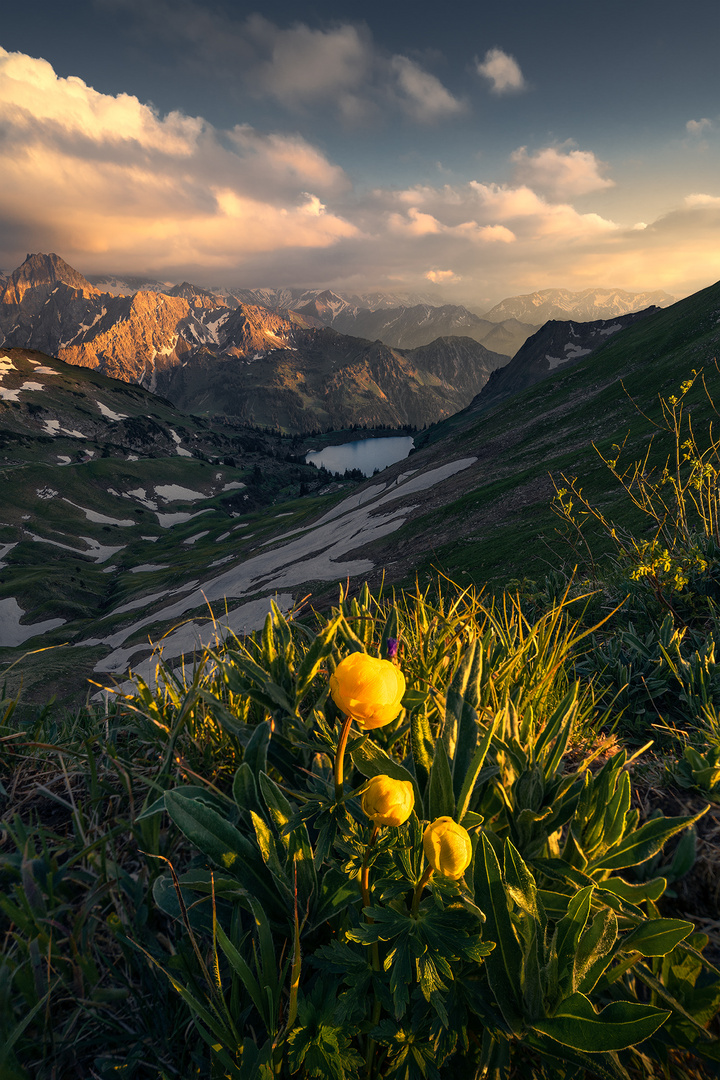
[366, 280, 720, 591]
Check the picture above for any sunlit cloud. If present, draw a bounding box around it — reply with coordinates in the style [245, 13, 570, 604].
[475, 48, 526, 95]
[2, 46, 720, 307]
[510, 144, 614, 199]
[425, 269, 461, 284]
[0, 47, 358, 277]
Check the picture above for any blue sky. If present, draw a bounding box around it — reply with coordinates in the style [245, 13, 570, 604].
[1, 0, 719, 309]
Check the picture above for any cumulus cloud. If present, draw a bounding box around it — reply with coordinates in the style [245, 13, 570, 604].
[0, 47, 357, 278]
[3, 45, 720, 306]
[686, 118, 713, 136]
[511, 145, 614, 199]
[390, 55, 465, 122]
[476, 48, 526, 95]
[425, 269, 461, 284]
[97, 1, 463, 127]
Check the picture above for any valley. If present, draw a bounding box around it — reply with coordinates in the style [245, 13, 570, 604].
[0, 257, 700, 708]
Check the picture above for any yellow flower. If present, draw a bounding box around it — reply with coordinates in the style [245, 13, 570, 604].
[329, 652, 406, 729]
[362, 774, 414, 827]
[423, 817, 472, 880]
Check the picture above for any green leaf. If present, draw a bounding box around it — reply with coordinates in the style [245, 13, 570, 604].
[455, 714, 499, 823]
[295, 614, 342, 702]
[589, 809, 707, 871]
[473, 833, 523, 1032]
[620, 919, 694, 957]
[215, 924, 271, 1031]
[601, 876, 666, 904]
[233, 763, 259, 814]
[574, 907, 618, 994]
[555, 884, 594, 985]
[427, 738, 455, 820]
[164, 791, 280, 914]
[532, 992, 670, 1052]
[444, 641, 482, 800]
[245, 721, 271, 776]
[259, 772, 316, 907]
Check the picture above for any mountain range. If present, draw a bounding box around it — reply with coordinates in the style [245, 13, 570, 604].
[0, 254, 511, 432]
[1, 270, 718, 709]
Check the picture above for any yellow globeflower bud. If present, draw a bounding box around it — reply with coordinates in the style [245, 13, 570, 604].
[329, 652, 406, 730]
[362, 774, 414, 827]
[423, 817, 472, 880]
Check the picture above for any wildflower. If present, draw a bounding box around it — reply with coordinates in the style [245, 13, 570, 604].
[386, 637, 399, 659]
[329, 652, 406, 730]
[423, 817, 473, 880]
[362, 774, 414, 827]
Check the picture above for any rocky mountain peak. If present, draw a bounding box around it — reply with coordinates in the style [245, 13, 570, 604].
[1, 252, 99, 307]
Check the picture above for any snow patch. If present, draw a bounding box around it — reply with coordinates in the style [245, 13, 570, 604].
[95, 399, 128, 421]
[63, 499, 135, 526]
[0, 597, 65, 647]
[155, 484, 208, 502]
[154, 509, 216, 528]
[42, 419, 87, 438]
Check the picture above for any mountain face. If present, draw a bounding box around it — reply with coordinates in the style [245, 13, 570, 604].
[154, 331, 509, 432]
[0, 254, 510, 433]
[306, 302, 537, 357]
[467, 307, 661, 415]
[481, 287, 675, 324]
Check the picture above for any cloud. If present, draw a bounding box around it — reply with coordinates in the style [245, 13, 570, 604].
[390, 55, 465, 122]
[686, 118, 713, 136]
[246, 17, 371, 112]
[511, 145, 614, 199]
[3, 46, 720, 307]
[97, 1, 463, 127]
[476, 48, 526, 95]
[425, 269, 461, 284]
[0, 47, 357, 278]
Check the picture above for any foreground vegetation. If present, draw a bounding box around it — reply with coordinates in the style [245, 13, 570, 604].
[5, 375, 720, 1078]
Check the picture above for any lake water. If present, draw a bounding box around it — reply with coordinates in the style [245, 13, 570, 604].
[305, 436, 414, 477]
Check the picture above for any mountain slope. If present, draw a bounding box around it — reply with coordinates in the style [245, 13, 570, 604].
[467, 306, 660, 415]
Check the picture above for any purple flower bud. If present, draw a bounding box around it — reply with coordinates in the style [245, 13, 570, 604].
[386, 637, 398, 659]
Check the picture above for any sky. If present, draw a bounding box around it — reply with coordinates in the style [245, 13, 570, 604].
[1, 0, 720, 310]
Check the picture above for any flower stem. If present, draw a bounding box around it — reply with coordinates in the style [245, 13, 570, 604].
[333, 713, 353, 802]
[411, 864, 433, 916]
[361, 824, 380, 910]
[361, 824, 381, 1080]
